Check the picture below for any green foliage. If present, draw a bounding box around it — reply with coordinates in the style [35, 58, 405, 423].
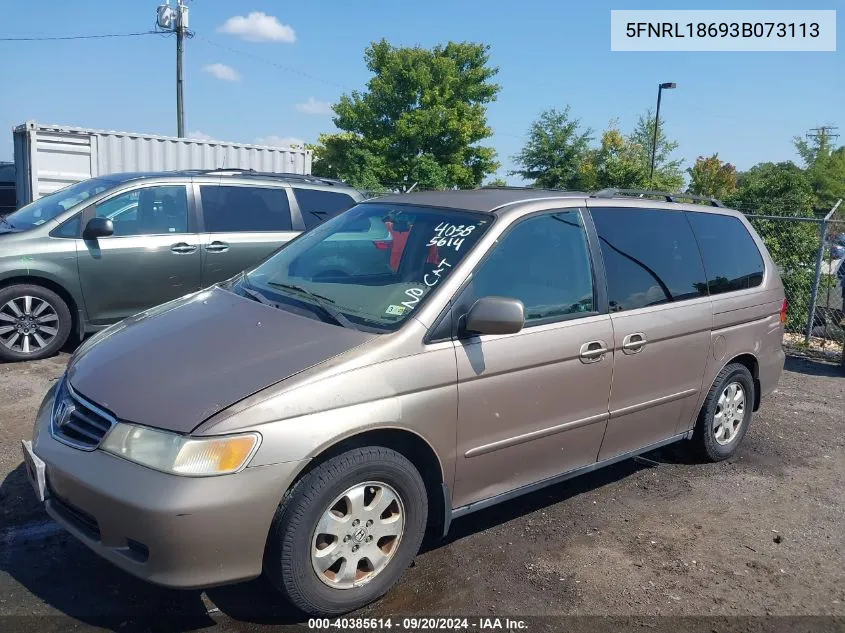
[484, 177, 508, 187]
[575, 114, 684, 191]
[629, 112, 685, 191]
[794, 130, 845, 214]
[509, 107, 592, 189]
[730, 162, 818, 331]
[687, 154, 738, 200]
[312, 39, 500, 191]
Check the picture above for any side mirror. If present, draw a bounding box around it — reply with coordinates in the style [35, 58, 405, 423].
[83, 217, 114, 239]
[463, 296, 525, 336]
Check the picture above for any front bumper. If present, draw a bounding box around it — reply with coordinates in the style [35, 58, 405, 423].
[27, 387, 307, 589]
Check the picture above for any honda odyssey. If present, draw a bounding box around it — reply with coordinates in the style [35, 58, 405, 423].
[22, 188, 786, 615]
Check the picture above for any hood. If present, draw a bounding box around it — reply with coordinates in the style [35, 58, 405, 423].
[67, 287, 375, 433]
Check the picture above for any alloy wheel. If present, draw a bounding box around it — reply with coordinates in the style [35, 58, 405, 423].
[0, 296, 60, 355]
[311, 481, 405, 589]
[714, 381, 745, 445]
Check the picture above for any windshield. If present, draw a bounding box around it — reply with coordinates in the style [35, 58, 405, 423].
[3, 178, 111, 231]
[234, 203, 493, 332]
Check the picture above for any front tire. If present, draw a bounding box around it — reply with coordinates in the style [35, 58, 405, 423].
[692, 363, 755, 462]
[264, 447, 428, 616]
[0, 284, 72, 362]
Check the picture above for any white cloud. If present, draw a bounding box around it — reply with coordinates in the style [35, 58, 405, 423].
[295, 97, 333, 116]
[218, 12, 296, 43]
[186, 131, 216, 141]
[203, 63, 241, 82]
[254, 135, 306, 148]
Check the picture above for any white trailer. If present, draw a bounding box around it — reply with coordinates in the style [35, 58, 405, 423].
[12, 121, 312, 207]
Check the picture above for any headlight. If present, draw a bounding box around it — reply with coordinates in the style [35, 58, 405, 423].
[100, 423, 260, 476]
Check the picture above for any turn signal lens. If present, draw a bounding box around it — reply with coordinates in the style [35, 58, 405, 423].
[780, 298, 788, 325]
[173, 435, 258, 474]
[101, 423, 260, 476]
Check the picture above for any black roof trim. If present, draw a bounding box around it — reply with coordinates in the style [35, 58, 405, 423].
[591, 188, 725, 208]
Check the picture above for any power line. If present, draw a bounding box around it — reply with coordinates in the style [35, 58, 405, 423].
[806, 126, 840, 144]
[193, 33, 354, 91]
[0, 31, 166, 41]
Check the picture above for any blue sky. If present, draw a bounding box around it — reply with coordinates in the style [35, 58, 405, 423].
[0, 0, 841, 183]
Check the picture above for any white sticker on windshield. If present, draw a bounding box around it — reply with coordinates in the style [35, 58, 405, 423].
[385, 304, 407, 316]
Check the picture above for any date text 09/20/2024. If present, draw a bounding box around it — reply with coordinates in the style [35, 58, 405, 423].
[307, 617, 528, 630]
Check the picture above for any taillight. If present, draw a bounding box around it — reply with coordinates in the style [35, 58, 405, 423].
[373, 240, 391, 250]
[780, 298, 788, 325]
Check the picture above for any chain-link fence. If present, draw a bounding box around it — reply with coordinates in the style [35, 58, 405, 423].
[745, 201, 844, 362]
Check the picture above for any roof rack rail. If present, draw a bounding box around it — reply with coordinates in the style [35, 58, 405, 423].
[591, 188, 725, 208]
[188, 168, 348, 187]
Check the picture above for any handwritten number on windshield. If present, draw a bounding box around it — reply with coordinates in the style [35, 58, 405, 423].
[427, 223, 476, 251]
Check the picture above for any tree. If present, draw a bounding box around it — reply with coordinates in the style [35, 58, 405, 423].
[687, 154, 738, 200]
[310, 134, 386, 192]
[579, 121, 648, 190]
[578, 114, 684, 191]
[727, 161, 814, 217]
[509, 107, 592, 189]
[484, 177, 508, 187]
[312, 39, 500, 191]
[629, 111, 685, 191]
[727, 162, 817, 330]
[793, 129, 845, 214]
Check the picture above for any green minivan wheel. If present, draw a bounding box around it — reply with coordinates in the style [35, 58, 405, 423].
[0, 284, 72, 362]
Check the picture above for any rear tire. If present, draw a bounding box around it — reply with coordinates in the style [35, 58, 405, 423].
[692, 363, 755, 462]
[0, 284, 72, 362]
[264, 447, 428, 616]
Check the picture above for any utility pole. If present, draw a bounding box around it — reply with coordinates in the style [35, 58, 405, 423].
[156, 0, 189, 137]
[806, 126, 840, 144]
[176, 1, 185, 137]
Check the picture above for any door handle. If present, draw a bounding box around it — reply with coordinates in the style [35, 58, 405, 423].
[622, 332, 648, 354]
[170, 242, 197, 254]
[579, 340, 608, 364]
[205, 241, 230, 253]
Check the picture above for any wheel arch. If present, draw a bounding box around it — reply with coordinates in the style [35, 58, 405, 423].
[725, 353, 761, 411]
[285, 427, 449, 539]
[0, 275, 82, 340]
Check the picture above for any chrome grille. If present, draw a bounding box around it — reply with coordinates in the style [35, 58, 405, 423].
[51, 379, 116, 450]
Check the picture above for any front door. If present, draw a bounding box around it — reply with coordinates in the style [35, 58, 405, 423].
[453, 209, 613, 509]
[588, 205, 712, 460]
[77, 184, 202, 325]
[196, 183, 299, 285]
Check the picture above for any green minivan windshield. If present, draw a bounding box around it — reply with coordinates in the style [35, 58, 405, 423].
[4, 178, 111, 231]
[236, 203, 493, 332]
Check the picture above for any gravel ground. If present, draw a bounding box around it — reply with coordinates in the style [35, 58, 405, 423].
[0, 352, 843, 633]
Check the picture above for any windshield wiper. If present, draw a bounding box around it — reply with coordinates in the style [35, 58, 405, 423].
[0, 216, 13, 229]
[266, 281, 358, 330]
[241, 286, 281, 308]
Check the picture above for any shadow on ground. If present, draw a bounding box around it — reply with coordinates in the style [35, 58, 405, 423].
[784, 354, 844, 378]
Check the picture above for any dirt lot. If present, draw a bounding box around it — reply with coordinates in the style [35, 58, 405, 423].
[0, 351, 843, 633]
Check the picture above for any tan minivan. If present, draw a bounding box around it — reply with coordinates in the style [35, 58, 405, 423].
[22, 188, 785, 615]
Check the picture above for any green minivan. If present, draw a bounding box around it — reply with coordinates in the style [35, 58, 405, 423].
[0, 170, 362, 361]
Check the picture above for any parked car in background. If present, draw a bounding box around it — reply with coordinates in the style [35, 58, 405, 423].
[0, 169, 362, 361]
[22, 188, 785, 615]
[0, 161, 15, 215]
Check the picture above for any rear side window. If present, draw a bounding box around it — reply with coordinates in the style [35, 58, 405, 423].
[687, 212, 764, 294]
[200, 185, 292, 232]
[591, 207, 707, 312]
[294, 188, 356, 229]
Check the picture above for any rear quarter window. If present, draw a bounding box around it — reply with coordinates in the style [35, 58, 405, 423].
[686, 212, 765, 294]
[294, 188, 356, 229]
